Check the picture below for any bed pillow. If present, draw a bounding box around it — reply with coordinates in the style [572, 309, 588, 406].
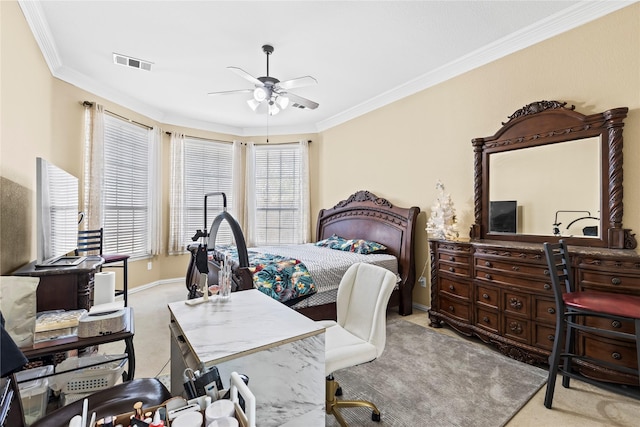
[342, 238, 387, 254]
[316, 235, 387, 254]
[314, 234, 348, 249]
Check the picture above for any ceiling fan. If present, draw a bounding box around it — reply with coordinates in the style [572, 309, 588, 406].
[208, 44, 319, 116]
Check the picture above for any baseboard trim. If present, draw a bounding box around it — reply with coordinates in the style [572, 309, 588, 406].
[412, 302, 429, 312]
[128, 277, 183, 295]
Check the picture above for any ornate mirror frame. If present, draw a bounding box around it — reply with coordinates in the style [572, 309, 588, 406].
[470, 100, 636, 249]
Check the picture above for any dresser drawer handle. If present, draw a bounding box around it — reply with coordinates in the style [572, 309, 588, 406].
[485, 261, 491, 267]
[482, 293, 489, 300]
[547, 307, 556, 314]
[449, 285, 455, 291]
[611, 320, 622, 329]
[611, 277, 621, 285]
[485, 274, 492, 280]
[543, 283, 551, 290]
[611, 352, 622, 360]
[543, 269, 549, 276]
[448, 305, 455, 313]
[449, 256, 455, 261]
[449, 267, 455, 272]
[512, 266, 520, 272]
[547, 334, 555, 341]
[509, 298, 523, 310]
[483, 316, 490, 323]
[509, 321, 523, 334]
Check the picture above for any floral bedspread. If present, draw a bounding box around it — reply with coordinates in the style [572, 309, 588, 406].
[215, 246, 317, 304]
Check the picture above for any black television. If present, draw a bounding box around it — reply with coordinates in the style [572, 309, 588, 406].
[489, 200, 518, 234]
[35, 157, 84, 267]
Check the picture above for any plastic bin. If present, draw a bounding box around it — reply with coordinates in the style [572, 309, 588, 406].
[50, 353, 126, 394]
[15, 365, 54, 426]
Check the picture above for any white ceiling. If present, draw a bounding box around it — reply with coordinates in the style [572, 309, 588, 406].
[20, 1, 633, 136]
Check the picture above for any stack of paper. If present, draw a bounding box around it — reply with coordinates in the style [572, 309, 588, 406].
[34, 309, 87, 342]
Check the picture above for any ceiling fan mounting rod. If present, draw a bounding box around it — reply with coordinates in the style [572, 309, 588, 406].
[262, 44, 274, 77]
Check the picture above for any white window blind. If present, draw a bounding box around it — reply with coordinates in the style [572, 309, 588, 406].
[253, 144, 302, 245]
[44, 162, 80, 259]
[183, 137, 234, 244]
[103, 114, 152, 257]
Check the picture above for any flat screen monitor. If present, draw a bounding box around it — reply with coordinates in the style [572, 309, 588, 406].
[489, 200, 518, 234]
[36, 157, 84, 267]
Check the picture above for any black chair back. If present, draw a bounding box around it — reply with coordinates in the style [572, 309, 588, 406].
[543, 240, 575, 300]
[76, 228, 103, 256]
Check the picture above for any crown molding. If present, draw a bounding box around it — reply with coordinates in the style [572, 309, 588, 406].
[18, 0, 62, 72]
[315, 1, 635, 132]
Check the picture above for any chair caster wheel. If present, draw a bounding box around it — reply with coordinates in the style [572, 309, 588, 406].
[335, 386, 343, 396]
[372, 412, 381, 422]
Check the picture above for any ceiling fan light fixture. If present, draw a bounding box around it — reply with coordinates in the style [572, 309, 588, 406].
[275, 95, 289, 110]
[247, 98, 261, 111]
[268, 103, 280, 116]
[253, 87, 269, 102]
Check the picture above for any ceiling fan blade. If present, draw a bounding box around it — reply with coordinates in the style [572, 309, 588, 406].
[228, 66, 263, 86]
[276, 76, 318, 90]
[285, 92, 319, 110]
[207, 89, 253, 96]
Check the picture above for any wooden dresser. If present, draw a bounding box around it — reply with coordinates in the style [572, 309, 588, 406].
[429, 238, 640, 384]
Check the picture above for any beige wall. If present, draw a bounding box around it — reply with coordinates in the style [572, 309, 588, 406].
[2, 1, 639, 308]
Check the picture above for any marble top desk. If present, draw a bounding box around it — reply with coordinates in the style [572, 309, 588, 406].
[168, 289, 325, 426]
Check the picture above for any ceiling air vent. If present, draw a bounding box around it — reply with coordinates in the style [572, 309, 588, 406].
[291, 103, 307, 109]
[113, 53, 152, 71]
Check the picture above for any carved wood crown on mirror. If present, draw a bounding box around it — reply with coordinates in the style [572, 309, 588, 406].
[470, 100, 636, 250]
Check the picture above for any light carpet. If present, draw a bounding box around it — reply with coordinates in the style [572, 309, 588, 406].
[325, 319, 548, 427]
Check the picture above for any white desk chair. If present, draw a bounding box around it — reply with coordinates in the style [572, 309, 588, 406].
[318, 262, 397, 426]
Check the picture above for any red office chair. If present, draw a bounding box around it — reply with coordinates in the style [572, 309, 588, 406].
[77, 228, 130, 306]
[543, 240, 640, 409]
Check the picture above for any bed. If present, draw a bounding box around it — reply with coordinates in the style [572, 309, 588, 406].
[185, 190, 420, 320]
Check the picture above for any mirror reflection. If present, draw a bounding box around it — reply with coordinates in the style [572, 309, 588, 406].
[489, 137, 600, 238]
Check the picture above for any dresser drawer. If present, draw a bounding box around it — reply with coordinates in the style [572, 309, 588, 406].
[533, 323, 556, 351]
[502, 290, 530, 317]
[439, 261, 471, 278]
[476, 284, 499, 308]
[474, 268, 553, 293]
[439, 277, 470, 299]
[475, 257, 547, 278]
[503, 315, 530, 344]
[584, 316, 636, 335]
[581, 333, 638, 371]
[438, 251, 470, 265]
[476, 306, 499, 334]
[439, 295, 471, 324]
[534, 297, 557, 324]
[579, 270, 640, 292]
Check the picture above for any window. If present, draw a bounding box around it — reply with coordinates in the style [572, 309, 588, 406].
[252, 144, 306, 245]
[182, 137, 234, 245]
[102, 114, 154, 257]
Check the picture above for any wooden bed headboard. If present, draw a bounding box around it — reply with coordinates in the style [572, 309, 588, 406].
[316, 190, 420, 314]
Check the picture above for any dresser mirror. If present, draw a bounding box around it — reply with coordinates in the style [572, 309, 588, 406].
[489, 136, 600, 238]
[470, 100, 636, 249]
